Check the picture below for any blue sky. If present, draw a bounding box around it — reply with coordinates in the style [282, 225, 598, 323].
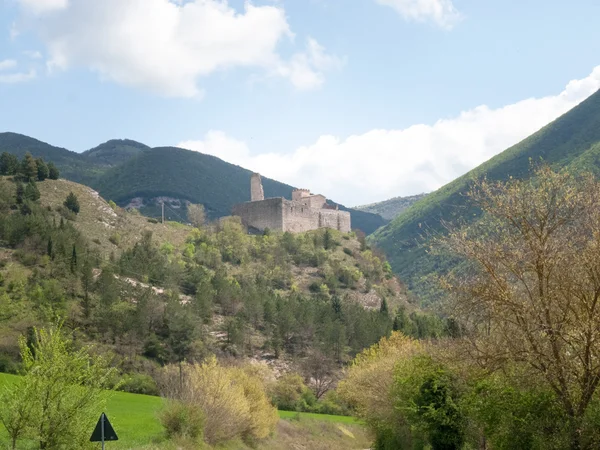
[1, 0, 600, 205]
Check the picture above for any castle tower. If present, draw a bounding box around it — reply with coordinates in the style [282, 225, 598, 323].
[292, 188, 311, 201]
[250, 173, 265, 202]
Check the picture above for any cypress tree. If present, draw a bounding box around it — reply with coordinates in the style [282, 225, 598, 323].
[47, 237, 54, 259]
[70, 245, 77, 274]
[380, 298, 389, 315]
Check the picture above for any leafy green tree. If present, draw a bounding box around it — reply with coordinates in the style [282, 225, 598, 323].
[63, 192, 80, 214]
[0, 323, 116, 450]
[20, 152, 38, 182]
[0, 152, 18, 175]
[24, 181, 40, 202]
[36, 158, 49, 181]
[47, 162, 59, 180]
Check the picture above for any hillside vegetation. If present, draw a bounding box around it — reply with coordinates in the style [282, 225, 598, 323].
[0, 172, 444, 400]
[354, 192, 428, 221]
[371, 88, 600, 302]
[0, 133, 386, 234]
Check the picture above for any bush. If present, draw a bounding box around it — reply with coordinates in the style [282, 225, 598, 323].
[159, 357, 278, 445]
[0, 353, 19, 374]
[159, 401, 204, 441]
[343, 247, 353, 256]
[118, 374, 159, 396]
[109, 233, 121, 246]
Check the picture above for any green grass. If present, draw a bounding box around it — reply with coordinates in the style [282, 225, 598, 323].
[0, 373, 364, 449]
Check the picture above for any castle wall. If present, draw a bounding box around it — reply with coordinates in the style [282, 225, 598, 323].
[319, 209, 351, 233]
[282, 199, 320, 232]
[232, 197, 283, 231]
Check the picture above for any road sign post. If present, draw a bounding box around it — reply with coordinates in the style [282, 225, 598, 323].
[90, 413, 118, 449]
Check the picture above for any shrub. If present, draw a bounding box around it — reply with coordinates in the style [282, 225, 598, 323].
[343, 247, 353, 256]
[108, 200, 117, 211]
[118, 374, 159, 396]
[159, 401, 204, 442]
[109, 233, 121, 246]
[159, 357, 278, 445]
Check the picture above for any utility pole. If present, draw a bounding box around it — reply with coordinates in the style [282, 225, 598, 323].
[161, 201, 165, 224]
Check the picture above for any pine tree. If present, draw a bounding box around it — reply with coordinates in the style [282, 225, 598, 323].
[64, 192, 80, 214]
[70, 245, 77, 274]
[47, 162, 59, 180]
[36, 158, 49, 181]
[0, 152, 18, 175]
[15, 182, 24, 204]
[24, 181, 40, 202]
[20, 153, 38, 182]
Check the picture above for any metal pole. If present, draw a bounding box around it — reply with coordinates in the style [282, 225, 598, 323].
[101, 413, 105, 450]
[161, 202, 165, 224]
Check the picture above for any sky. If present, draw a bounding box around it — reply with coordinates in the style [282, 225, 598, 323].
[1, 0, 600, 206]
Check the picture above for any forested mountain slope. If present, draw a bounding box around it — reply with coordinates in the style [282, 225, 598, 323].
[371, 88, 600, 302]
[0, 133, 386, 234]
[354, 193, 428, 221]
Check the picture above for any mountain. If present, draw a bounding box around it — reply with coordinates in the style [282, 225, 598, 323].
[82, 139, 149, 166]
[0, 133, 386, 234]
[371, 88, 600, 302]
[354, 193, 428, 221]
[0, 132, 98, 183]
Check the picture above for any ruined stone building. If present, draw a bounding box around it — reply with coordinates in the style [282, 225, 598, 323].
[232, 173, 351, 233]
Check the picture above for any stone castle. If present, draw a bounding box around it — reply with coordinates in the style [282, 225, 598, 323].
[232, 173, 351, 233]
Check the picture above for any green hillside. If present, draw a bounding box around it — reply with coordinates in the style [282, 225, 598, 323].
[371, 88, 600, 302]
[354, 192, 428, 221]
[82, 139, 149, 166]
[0, 132, 101, 183]
[0, 133, 386, 234]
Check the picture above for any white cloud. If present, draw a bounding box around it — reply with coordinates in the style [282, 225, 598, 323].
[375, 0, 462, 29]
[0, 69, 36, 83]
[23, 50, 43, 59]
[18, 0, 68, 15]
[177, 67, 600, 206]
[15, 0, 339, 97]
[0, 59, 17, 71]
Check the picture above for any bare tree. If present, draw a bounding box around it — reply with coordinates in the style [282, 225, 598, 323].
[437, 166, 600, 450]
[187, 203, 205, 228]
[302, 351, 338, 399]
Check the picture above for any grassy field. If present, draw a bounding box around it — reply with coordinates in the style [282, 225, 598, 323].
[0, 374, 370, 449]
